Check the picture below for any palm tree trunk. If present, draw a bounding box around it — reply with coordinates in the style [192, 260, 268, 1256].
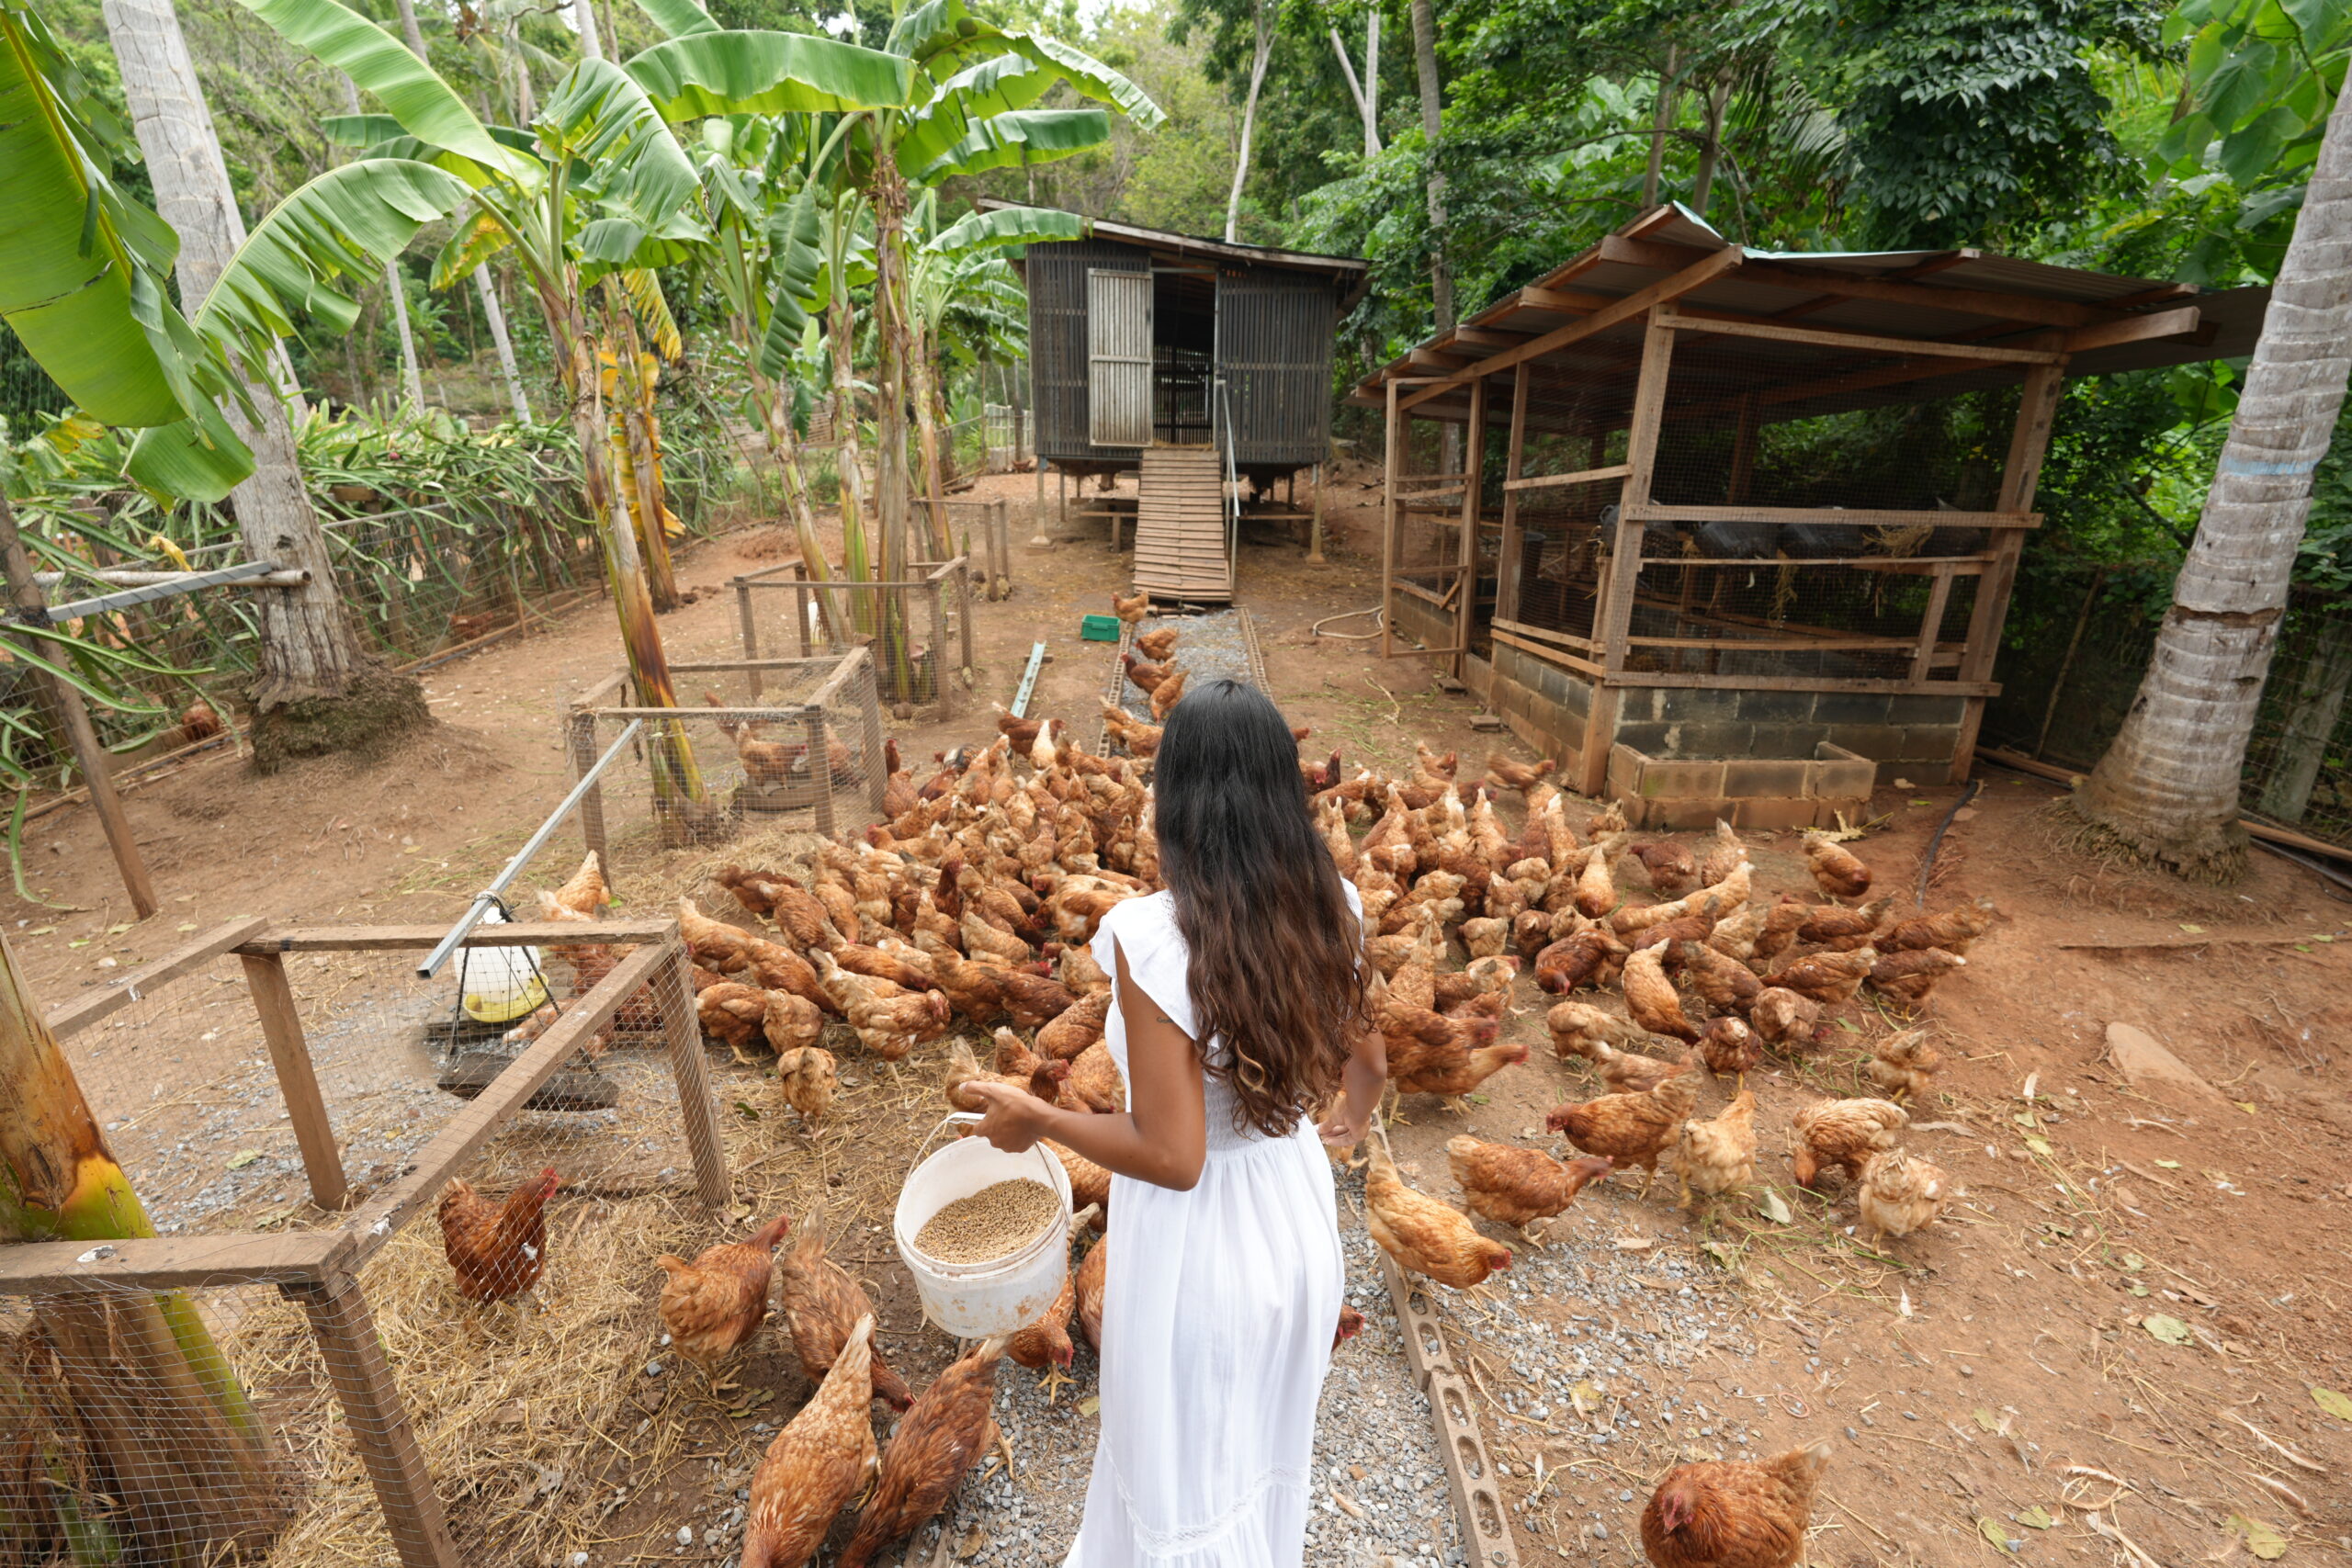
[1, 930, 287, 1562]
[1224, 0, 1273, 243]
[2076, 66, 2352, 877]
[105, 0, 423, 762]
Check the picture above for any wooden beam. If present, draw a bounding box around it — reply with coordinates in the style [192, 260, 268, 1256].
[1578, 686, 1620, 796]
[1954, 360, 2067, 781]
[1734, 256, 2108, 330]
[283, 1272, 460, 1568]
[1604, 671, 2000, 695]
[1496, 364, 1533, 627]
[1455, 375, 1488, 682]
[240, 951, 349, 1211]
[1402, 246, 1745, 412]
[1515, 285, 1616, 315]
[1599, 317, 1679, 672]
[1598, 234, 1720, 272]
[655, 946, 733, 1211]
[1381, 379, 1403, 660]
[1490, 626, 1606, 678]
[1657, 306, 2064, 365]
[341, 942, 673, 1263]
[1910, 566, 1958, 683]
[0, 1230, 351, 1293]
[44, 916, 273, 1042]
[1503, 464, 1632, 494]
[1452, 327, 1532, 348]
[235, 919, 673, 954]
[1622, 503, 2039, 531]
[1410, 347, 1474, 369]
[2064, 304, 2201, 354]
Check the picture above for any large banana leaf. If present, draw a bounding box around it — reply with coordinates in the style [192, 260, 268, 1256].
[126, 159, 473, 498]
[628, 30, 914, 119]
[233, 0, 526, 179]
[757, 184, 824, 380]
[543, 58, 704, 267]
[916, 107, 1112, 182]
[894, 52, 1068, 172]
[636, 0, 719, 38]
[925, 204, 1089, 253]
[1000, 32, 1164, 130]
[0, 6, 199, 429]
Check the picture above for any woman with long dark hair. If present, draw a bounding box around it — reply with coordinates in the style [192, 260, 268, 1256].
[966, 678, 1385, 1566]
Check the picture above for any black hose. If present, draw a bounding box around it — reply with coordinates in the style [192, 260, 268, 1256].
[1915, 779, 1983, 907]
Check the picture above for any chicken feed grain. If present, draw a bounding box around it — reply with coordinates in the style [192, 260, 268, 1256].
[914, 1178, 1062, 1263]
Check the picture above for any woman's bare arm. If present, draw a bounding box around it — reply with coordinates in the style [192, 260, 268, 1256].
[965, 945, 1209, 1190]
[1316, 1021, 1386, 1146]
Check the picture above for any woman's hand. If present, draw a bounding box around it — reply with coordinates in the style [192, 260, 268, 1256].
[1317, 1100, 1371, 1149]
[964, 1080, 1056, 1154]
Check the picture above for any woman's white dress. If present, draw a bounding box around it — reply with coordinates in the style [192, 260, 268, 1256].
[1064, 888, 1350, 1568]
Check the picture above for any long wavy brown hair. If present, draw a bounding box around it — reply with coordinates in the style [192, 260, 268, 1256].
[1154, 679, 1368, 1137]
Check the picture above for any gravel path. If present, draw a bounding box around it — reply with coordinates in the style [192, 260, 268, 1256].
[1106, 608, 1262, 724]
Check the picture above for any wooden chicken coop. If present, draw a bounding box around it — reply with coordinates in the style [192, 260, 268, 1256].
[1354, 206, 2269, 814]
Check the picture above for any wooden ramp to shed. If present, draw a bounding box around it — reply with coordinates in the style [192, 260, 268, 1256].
[1132, 445, 1232, 604]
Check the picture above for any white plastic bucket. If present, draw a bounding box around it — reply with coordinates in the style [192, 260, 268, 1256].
[894, 1112, 1074, 1337]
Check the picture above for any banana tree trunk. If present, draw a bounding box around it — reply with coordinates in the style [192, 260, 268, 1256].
[868, 164, 919, 704]
[2078, 63, 2352, 877]
[907, 328, 952, 560]
[0, 929, 286, 1562]
[744, 360, 850, 643]
[605, 299, 682, 611]
[829, 293, 874, 598]
[106, 0, 422, 765]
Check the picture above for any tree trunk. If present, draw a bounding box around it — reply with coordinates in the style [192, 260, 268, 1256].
[745, 358, 848, 640]
[1224, 0, 1274, 243]
[573, 0, 602, 60]
[868, 161, 920, 705]
[907, 325, 953, 559]
[1, 931, 288, 1562]
[1691, 69, 1730, 218]
[1329, 15, 1381, 158]
[1641, 46, 1679, 209]
[830, 291, 873, 596]
[1408, 0, 1451, 333]
[384, 260, 426, 409]
[2077, 65, 2352, 877]
[477, 265, 533, 423]
[107, 0, 421, 763]
[604, 294, 682, 611]
[2254, 611, 2352, 823]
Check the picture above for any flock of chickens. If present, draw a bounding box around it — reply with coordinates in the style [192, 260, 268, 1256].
[424, 623, 2000, 1568]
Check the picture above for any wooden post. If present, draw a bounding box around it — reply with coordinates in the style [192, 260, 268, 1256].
[1381, 379, 1403, 659]
[1307, 462, 1327, 563]
[928, 579, 949, 713]
[1952, 359, 2066, 781]
[1908, 565, 1958, 684]
[1032, 457, 1050, 547]
[283, 1271, 459, 1568]
[1595, 314, 1679, 675]
[736, 581, 763, 697]
[238, 951, 348, 1210]
[1495, 364, 1532, 626]
[856, 647, 888, 818]
[0, 492, 158, 919]
[805, 706, 837, 840]
[566, 710, 609, 881]
[794, 579, 813, 658]
[1453, 376, 1488, 682]
[656, 943, 734, 1211]
[956, 559, 975, 674]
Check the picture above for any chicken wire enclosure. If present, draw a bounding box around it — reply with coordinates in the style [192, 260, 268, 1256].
[1361, 205, 2268, 794]
[6, 919, 733, 1568]
[728, 557, 974, 719]
[569, 650, 887, 869]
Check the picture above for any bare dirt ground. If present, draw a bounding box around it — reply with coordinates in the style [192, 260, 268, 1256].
[9, 464, 2352, 1568]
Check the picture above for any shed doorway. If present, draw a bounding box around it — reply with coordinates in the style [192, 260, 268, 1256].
[1153, 267, 1216, 446]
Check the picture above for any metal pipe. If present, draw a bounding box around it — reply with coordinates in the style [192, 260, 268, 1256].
[416, 717, 644, 979]
[14, 560, 292, 625]
[32, 569, 309, 590]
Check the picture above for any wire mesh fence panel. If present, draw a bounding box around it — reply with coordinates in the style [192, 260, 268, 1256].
[1389, 411, 1462, 609]
[731, 561, 971, 717]
[574, 654, 885, 875]
[1, 1276, 332, 1566]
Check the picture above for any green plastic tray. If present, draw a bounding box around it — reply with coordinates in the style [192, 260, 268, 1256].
[1079, 614, 1123, 642]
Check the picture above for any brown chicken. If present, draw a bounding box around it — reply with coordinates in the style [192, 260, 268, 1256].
[1800, 833, 1872, 901]
[1763, 946, 1876, 1005]
[1544, 1067, 1699, 1193]
[998, 966, 1079, 1030]
[1533, 929, 1628, 995]
[773, 1045, 837, 1126]
[1882, 897, 1998, 955]
[1678, 941, 1762, 1013]
[548, 852, 609, 917]
[819, 953, 953, 1059]
[1009, 1209, 1100, 1402]
[1038, 990, 1113, 1059]
[1869, 947, 1967, 1007]
[1112, 589, 1150, 623]
[1698, 1016, 1760, 1085]
[1790, 1098, 1907, 1189]
[1075, 1231, 1109, 1350]
[1747, 987, 1822, 1050]
[1483, 751, 1555, 794]
[1446, 1137, 1613, 1235]
[1857, 1148, 1951, 1238]
[837, 1335, 1013, 1568]
[1573, 836, 1623, 919]
[1631, 840, 1698, 897]
[1582, 1040, 1690, 1095]
[1064, 1040, 1125, 1112]
[1047, 1139, 1112, 1221]
[1148, 666, 1187, 721]
[992, 703, 1045, 750]
[1641, 1441, 1831, 1568]
[763, 991, 824, 1055]
[1794, 897, 1890, 946]
[944, 1036, 1067, 1113]
[741, 1315, 880, 1568]
[1544, 999, 1649, 1059]
[1696, 820, 1748, 888]
[1623, 946, 1702, 1043]
[831, 942, 937, 993]
[1100, 701, 1163, 759]
[1134, 626, 1181, 661]
[1333, 1305, 1366, 1349]
[1392, 1040, 1527, 1109]
[700, 982, 772, 1053]
[1364, 1136, 1513, 1289]
[776, 1208, 914, 1410]
[1120, 650, 1172, 694]
[438, 1168, 560, 1303]
[1855, 1033, 1939, 1112]
[655, 1212, 793, 1376]
[1673, 1090, 1757, 1209]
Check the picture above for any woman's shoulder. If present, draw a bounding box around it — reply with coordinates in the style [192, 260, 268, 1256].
[1100, 888, 1176, 940]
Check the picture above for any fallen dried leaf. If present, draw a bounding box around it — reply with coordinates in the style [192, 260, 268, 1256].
[2141, 1314, 2191, 1345]
[2017, 1506, 2055, 1530]
[226, 1149, 262, 1170]
[1976, 1517, 2013, 1553]
[2312, 1387, 2352, 1422]
[2229, 1514, 2289, 1560]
